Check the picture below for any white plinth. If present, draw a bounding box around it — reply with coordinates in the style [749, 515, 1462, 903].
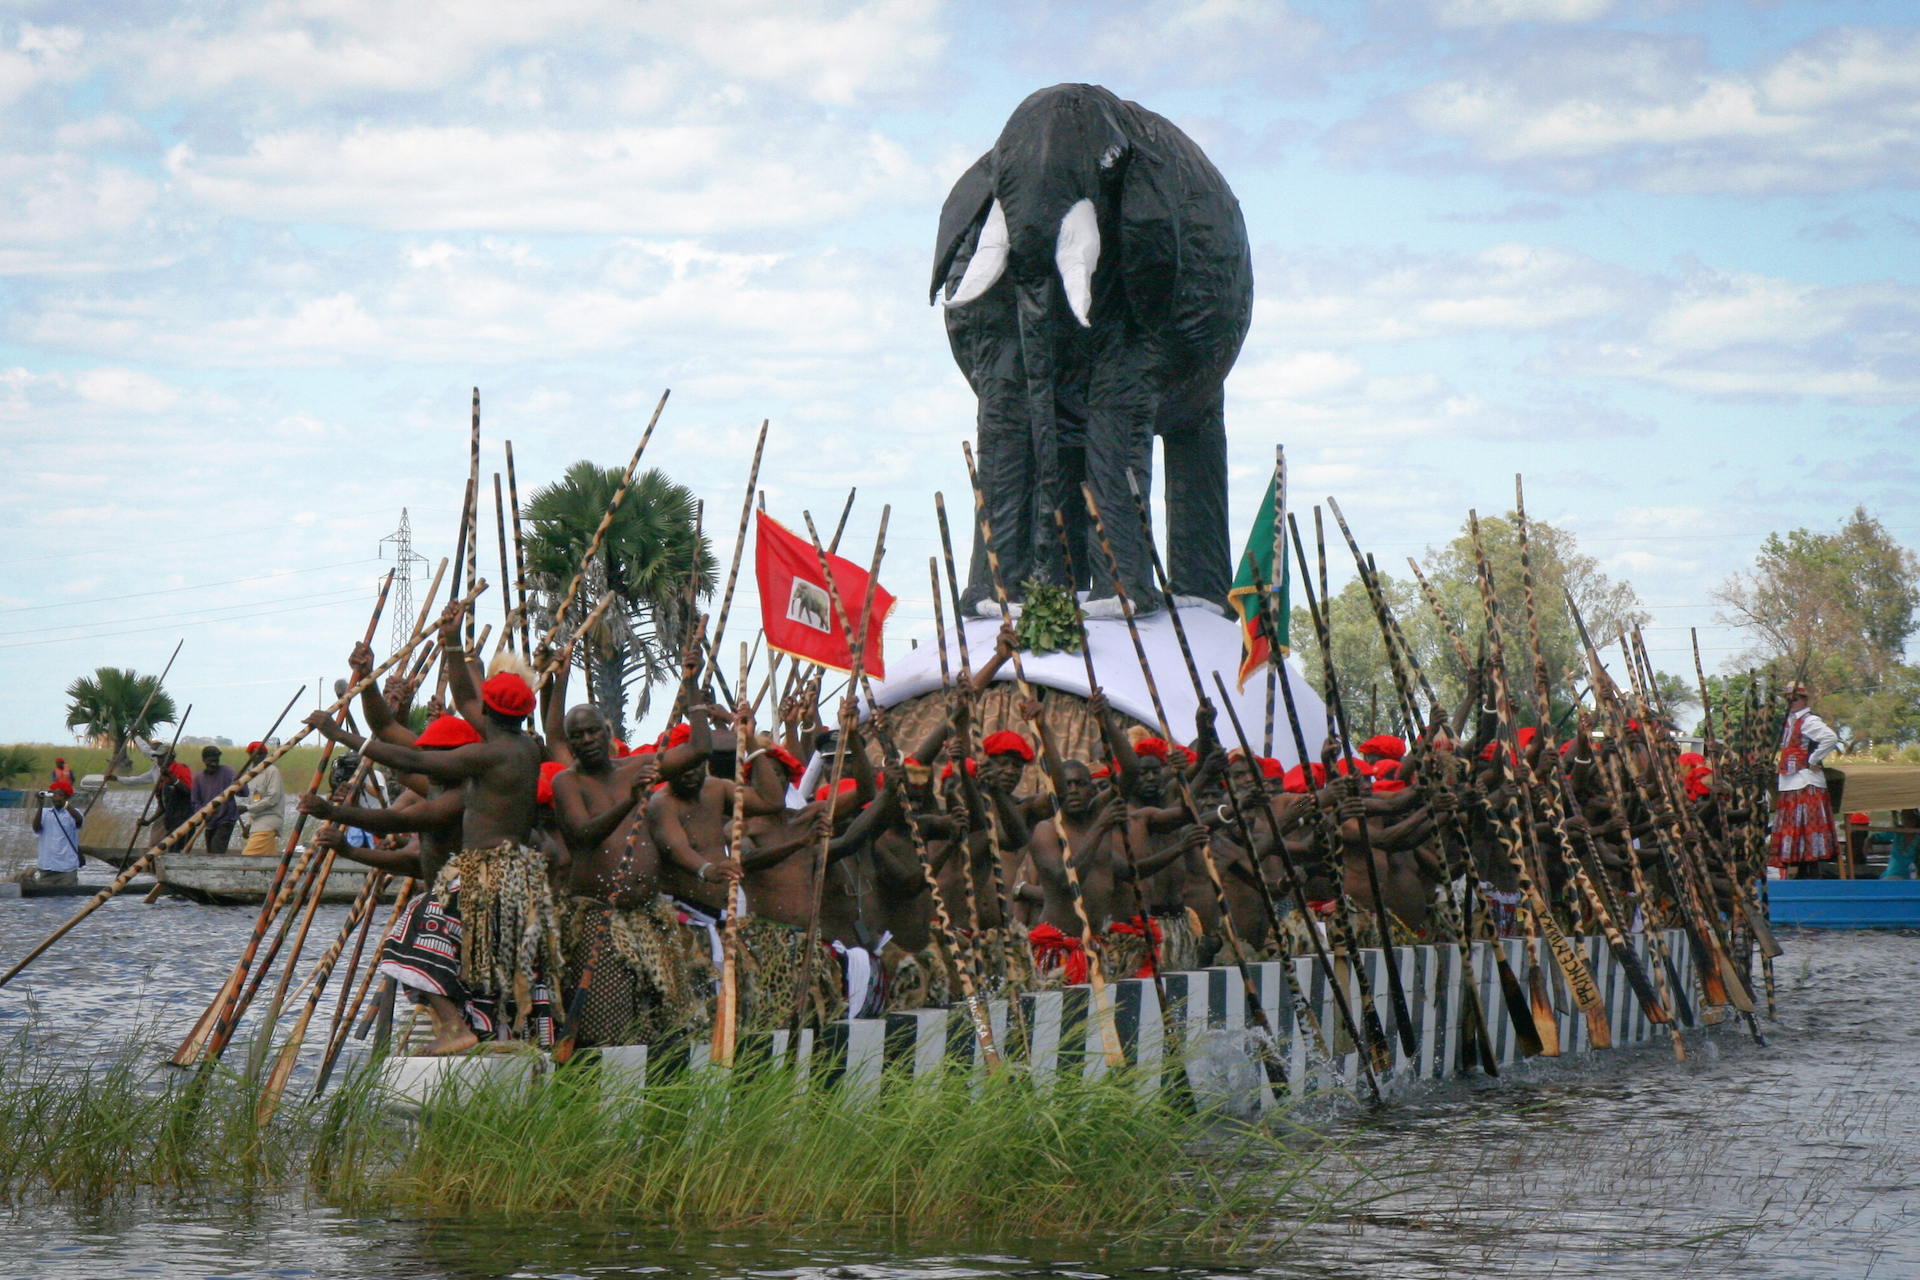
[865, 605, 1330, 766]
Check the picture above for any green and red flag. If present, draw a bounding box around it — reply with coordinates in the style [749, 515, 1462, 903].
[1227, 470, 1289, 690]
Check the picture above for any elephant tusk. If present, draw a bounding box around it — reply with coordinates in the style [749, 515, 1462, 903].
[943, 199, 1009, 308]
[1055, 198, 1100, 327]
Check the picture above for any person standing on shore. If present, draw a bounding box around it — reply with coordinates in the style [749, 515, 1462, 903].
[239, 741, 284, 856]
[26, 782, 83, 887]
[1770, 682, 1841, 878]
[49, 757, 74, 791]
[192, 746, 239, 853]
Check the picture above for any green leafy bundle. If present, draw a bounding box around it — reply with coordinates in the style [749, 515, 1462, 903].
[1017, 580, 1083, 655]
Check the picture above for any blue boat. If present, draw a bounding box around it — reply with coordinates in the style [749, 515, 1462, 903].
[1767, 878, 1920, 929]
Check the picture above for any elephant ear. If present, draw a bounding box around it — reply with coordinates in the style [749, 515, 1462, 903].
[1119, 140, 1179, 333]
[930, 153, 994, 304]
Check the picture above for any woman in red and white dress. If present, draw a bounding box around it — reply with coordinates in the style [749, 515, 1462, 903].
[1770, 683, 1840, 875]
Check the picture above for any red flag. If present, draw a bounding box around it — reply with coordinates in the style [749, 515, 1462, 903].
[755, 511, 894, 678]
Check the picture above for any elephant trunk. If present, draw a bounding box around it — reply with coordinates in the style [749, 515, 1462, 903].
[1015, 277, 1061, 591]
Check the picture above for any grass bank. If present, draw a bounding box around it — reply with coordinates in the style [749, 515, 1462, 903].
[0, 743, 332, 790]
[0, 1032, 1385, 1252]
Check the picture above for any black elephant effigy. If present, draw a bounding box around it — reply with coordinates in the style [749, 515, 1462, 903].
[932, 83, 1253, 614]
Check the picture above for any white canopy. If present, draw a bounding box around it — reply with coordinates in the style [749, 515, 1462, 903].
[863, 605, 1331, 767]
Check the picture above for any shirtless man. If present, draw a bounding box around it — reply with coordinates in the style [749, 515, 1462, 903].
[1015, 760, 1132, 985]
[548, 695, 710, 1048]
[304, 601, 551, 1052]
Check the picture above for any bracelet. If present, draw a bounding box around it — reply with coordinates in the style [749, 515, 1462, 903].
[697, 862, 710, 882]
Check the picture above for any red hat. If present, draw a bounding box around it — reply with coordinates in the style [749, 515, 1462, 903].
[613, 737, 630, 758]
[1282, 762, 1328, 793]
[1683, 763, 1715, 802]
[1260, 756, 1284, 780]
[1373, 775, 1407, 794]
[537, 760, 565, 806]
[1090, 763, 1110, 779]
[940, 757, 978, 781]
[53, 757, 65, 764]
[48, 780, 73, 797]
[1171, 743, 1198, 766]
[416, 715, 484, 748]
[247, 741, 265, 754]
[1131, 736, 1169, 762]
[1358, 734, 1405, 760]
[481, 671, 535, 718]
[1517, 727, 1538, 750]
[982, 730, 1034, 762]
[1848, 811, 1870, 825]
[814, 776, 860, 802]
[664, 722, 693, 749]
[763, 743, 805, 782]
[633, 742, 658, 755]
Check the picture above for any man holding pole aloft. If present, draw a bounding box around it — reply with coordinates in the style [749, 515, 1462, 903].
[305, 601, 558, 1048]
[1770, 682, 1840, 877]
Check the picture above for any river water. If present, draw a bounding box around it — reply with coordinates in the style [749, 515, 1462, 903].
[3, 876, 1917, 1279]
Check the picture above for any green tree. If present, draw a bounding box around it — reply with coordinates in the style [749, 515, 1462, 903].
[1713, 507, 1920, 742]
[1292, 511, 1644, 732]
[64, 667, 177, 772]
[522, 463, 714, 739]
[0, 745, 37, 787]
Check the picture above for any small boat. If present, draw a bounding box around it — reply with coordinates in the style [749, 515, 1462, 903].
[1766, 878, 1920, 929]
[153, 852, 398, 905]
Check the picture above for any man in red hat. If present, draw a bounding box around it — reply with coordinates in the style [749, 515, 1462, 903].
[306, 601, 555, 1049]
[239, 740, 285, 856]
[547, 647, 720, 1048]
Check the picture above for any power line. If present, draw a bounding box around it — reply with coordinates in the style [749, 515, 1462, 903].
[0, 584, 374, 639]
[0, 592, 375, 649]
[0, 557, 382, 615]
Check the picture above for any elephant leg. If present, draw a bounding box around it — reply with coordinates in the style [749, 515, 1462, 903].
[1082, 351, 1157, 610]
[1159, 387, 1231, 607]
[965, 399, 1036, 612]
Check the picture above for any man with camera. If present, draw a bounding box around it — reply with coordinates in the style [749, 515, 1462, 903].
[27, 781, 84, 887]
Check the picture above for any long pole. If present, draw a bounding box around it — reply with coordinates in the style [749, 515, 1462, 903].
[704, 420, 769, 687]
[711, 641, 749, 1068]
[115, 703, 192, 872]
[804, 514, 1000, 1066]
[494, 473, 516, 654]
[960, 446, 1123, 1068]
[1, 578, 471, 993]
[82, 637, 183, 821]
[791, 507, 889, 1033]
[1288, 505, 1420, 1058]
[533, 390, 671, 663]
[312, 877, 415, 1096]
[465, 389, 481, 649]
[505, 443, 533, 657]
[1103, 474, 1297, 1084]
[1258, 553, 1394, 1081]
[257, 864, 387, 1123]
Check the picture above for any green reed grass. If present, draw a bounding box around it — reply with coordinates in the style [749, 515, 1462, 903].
[1, 1032, 1384, 1252]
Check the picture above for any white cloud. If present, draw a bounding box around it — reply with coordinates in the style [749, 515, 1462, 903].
[1429, 0, 1612, 28]
[166, 121, 929, 234]
[1538, 266, 1920, 402]
[1333, 26, 1920, 194]
[122, 0, 945, 108]
[1253, 242, 1645, 344]
[1068, 0, 1326, 89]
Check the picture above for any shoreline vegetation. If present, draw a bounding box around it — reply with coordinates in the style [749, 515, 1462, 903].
[0, 1028, 1390, 1253]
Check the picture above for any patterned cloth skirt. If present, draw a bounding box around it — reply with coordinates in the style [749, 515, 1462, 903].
[561, 895, 709, 1048]
[1771, 787, 1835, 865]
[376, 884, 498, 1040]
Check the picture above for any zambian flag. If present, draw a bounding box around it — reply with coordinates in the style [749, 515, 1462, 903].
[1227, 470, 1289, 690]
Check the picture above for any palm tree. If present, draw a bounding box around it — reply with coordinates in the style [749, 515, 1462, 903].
[522, 462, 714, 739]
[64, 667, 177, 772]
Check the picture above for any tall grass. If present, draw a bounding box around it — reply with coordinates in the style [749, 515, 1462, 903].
[0, 1031, 1385, 1253]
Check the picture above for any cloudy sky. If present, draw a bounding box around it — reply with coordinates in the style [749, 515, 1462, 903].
[2, 0, 1915, 745]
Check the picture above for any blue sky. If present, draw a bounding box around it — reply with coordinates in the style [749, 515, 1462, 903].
[1, 0, 1915, 745]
